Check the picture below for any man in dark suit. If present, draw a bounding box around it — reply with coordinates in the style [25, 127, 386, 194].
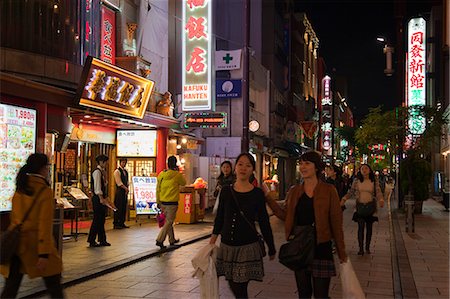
[113, 158, 129, 229]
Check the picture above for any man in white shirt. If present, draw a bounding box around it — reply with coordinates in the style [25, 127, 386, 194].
[113, 158, 129, 229]
[87, 154, 111, 247]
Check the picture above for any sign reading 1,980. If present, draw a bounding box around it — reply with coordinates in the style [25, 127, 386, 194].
[132, 176, 158, 215]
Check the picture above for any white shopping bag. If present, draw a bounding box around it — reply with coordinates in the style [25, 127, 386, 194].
[340, 259, 365, 299]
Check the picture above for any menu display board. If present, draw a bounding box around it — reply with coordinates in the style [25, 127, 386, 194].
[132, 176, 158, 215]
[116, 130, 156, 157]
[0, 104, 37, 212]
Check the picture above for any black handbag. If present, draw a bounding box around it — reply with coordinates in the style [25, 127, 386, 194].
[0, 187, 46, 265]
[279, 224, 315, 270]
[230, 186, 267, 257]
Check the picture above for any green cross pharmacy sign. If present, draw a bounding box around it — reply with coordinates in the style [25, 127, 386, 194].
[215, 49, 242, 70]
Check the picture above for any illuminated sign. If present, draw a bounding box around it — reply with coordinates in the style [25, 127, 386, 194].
[216, 79, 242, 98]
[100, 5, 116, 64]
[116, 130, 157, 157]
[184, 112, 227, 128]
[407, 17, 426, 135]
[321, 76, 333, 153]
[182, 0, 212, 111]
[133, 176, 158, 215]
[77, 57, 155, 119]
[0, 104, 36, 212]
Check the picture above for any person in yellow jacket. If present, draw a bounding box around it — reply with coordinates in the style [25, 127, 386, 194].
[1, 153, 64, 298]
[155, 156, 186, 249]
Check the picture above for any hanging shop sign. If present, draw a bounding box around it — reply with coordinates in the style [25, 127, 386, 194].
[300, 121, 318, 140]
[321, 76, 333, 153]
[215, 49, 242, 70]
[184, 112, 227, 128]
[77, 56, 155, 119]
[70, 123, 116, 144]
[132, 176, 158, 215]
[0, 103, 36, 212]
[407, 17, 426, 135]
[216, 79, 242, 98]
[116, 130, 157, 157]
[182, 0, 212, 111]
[100, 5, 116, 64]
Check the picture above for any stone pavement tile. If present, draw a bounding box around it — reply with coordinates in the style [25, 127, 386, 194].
[416, 286, 441, 296]
[254, 289, 297, 299]
[69, 280, 138, 289]
[431, 275, 450, 282]
[415, 280, 449, 288]
[81, 286, 154, 297]
[364, 285, 394, 296]
[368, 280, 393, 289]
[365, 294, 393, 299]
[66, 293, 109, 299]
[64, 285, 96, 295]
[143, 290, 199, 299]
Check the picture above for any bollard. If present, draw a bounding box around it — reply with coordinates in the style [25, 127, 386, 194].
[404, 195, 415, 233]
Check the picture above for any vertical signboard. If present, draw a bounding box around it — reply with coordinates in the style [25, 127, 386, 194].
[182, 0, 212, 111]
[321, 76, 333, 155]
[133, 176, 158, 215]
[407, 17, 426, 135]
[101, 5, 116, 64]
[81, 0, 100, 64]
[0, 104, 37, 212]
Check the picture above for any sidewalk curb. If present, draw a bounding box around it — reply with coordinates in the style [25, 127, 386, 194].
[20, 233, 212, 299]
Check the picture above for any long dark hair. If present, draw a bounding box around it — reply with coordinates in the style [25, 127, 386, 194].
[356, 164, 375, 182]
[16, 153, 48, 195]
[235, 153, 256, 170]
[217, 160, 233, 180]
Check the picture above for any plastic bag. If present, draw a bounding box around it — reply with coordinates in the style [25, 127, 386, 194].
[340, 259, 365, 299]
[212, 188, 221, 215]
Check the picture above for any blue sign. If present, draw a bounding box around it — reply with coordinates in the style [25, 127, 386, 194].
[216, 79, 242, 99]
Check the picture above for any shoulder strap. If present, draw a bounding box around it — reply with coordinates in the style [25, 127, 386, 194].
[20, 186, 47, 224]
[229, 185, 262, 237]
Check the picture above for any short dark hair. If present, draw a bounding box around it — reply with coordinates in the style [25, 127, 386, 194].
[299, 151, 324, 176]
[167, 156, 178, 170]
[96, 154, 109, 163]
[119, 158, 127, 163]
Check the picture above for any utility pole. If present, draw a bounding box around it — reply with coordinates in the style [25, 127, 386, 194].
[241, 0, 250, 152]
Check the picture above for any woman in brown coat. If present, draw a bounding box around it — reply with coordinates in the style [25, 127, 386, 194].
[266, 152, 347, 299]
[1, 153, 64, 298]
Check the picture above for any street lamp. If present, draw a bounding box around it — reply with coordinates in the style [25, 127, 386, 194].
[377, 36, 395, 76]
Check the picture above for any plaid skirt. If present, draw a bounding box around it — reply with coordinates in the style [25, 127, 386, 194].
[216, 241, 264, 283]
[309, 241, 336, 278]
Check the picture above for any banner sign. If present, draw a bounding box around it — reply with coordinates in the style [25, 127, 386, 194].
[215, 49, 242, 70]
[100, 5, 116, 64]
[116, 130, 157, 157]
[301, 121, 318, 139]
[132, 176, 158, 215]
[77, 56, 155, 119]
[182, 0, 212, 111]
[0, 104, 36, 212]
[407, 17, 426, 135]
[216, 79, 242, 98]
[184, 112, 227, 128]
[321, 76, 333, 154]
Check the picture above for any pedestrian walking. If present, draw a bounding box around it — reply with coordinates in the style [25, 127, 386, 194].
[266, 151, 347, 299]
[155, 156, 186, 249]
[210, 153, 276, 299]
[341, 164, 385, 255]
[213, 160, 235, 199]
[87, 154, 111, 247]
[325, 164, 347, 211]
[1, 153, 64, 299]
[113, 158, 129, 229]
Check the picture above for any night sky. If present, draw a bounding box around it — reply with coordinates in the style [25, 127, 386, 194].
[295, 0, 441, 122]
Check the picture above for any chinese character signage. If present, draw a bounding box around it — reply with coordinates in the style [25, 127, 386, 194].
[0, 104, 36, 212]
[100, 5, 116, 64]
[216, 79, 242, 98]
[77, 56, 155, 119]
[184, 112, 227, 128]
[132, 176, 158, 215]
[116, 130, 157, 157]
[182, 0, 212, 111]
[407, 17, 426, 135]
[321, 76, 333, 154]
[81, 0, 100, 63]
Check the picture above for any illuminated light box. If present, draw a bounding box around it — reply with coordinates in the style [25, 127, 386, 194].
[116, 130, 157, 157]
[182, 0, 212, 111]
[76, 56, 155, 119]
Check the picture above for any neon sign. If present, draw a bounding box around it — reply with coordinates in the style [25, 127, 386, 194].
[321, 76, 333, 152]
[407, 17, 426, 135]
[182, 0, 212, 111]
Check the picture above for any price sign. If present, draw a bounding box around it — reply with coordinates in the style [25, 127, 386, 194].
[132, 176, 157, 215]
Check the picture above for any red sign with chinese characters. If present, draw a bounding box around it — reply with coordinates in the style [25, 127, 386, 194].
[101, 5, 115, 65]
[182, 0, 212, 111]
